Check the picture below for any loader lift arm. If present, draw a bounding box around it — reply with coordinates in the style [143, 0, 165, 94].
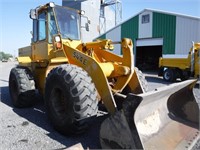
[62, 38, 144, 114]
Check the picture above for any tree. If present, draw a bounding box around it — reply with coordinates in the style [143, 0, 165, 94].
[0, 52, 13, 60]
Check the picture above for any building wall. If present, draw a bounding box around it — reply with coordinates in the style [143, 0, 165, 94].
[97, 16, 138, 55]
[97, 34, 106, 39]
[138, 11, 153, 38]
[95, 10, 200, 56]
[104, 6, 116, 32]
[81, 0, 101, 42]
[175, 16, 200, 54]
[121, 16, 139, 40]
[63, 0, 115, 42]
[152, 12, 176, 54]
[106, 26, 121, 55]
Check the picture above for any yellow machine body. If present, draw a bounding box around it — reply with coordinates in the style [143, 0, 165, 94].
[18, 38, 143, 114]
[14, 2, 199, 149]
[17, 3, 144, 114]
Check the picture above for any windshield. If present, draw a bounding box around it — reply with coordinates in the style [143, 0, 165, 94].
[54, 6, 80, 40]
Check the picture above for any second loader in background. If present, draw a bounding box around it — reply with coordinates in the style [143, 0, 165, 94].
[9, 2, 199, 149]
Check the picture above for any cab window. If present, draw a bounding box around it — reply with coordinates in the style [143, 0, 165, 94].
[48, 9, 58, 43]
[38, 12, 46, 41]
[32, 19, 37, 42]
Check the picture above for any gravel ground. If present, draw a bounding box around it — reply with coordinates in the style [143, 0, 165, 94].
[0, 62, 199, 149]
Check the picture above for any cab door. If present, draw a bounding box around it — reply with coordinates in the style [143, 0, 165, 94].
[31, 11, 49, 61]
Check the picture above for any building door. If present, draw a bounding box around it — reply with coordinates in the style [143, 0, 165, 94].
[136, 46, 162, 71]
[135, 38, 163, 71]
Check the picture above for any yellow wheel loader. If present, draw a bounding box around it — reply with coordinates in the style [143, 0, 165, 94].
[9, 2, 199, 149]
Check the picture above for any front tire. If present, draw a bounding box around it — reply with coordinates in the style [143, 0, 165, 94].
[45, 64, 98, 135]
[9, 67, 36, 107]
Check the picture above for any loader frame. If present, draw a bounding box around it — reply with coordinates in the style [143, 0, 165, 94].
[9, 2, 200, 149]
[17, 3, 145, 114]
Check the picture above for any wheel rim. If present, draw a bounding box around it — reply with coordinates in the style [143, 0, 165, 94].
[164, 71, 170, 80]
[50, 87, 68, 120]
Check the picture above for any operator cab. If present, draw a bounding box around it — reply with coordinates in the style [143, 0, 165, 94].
[30, 2, 81, 44]
[29, 2, 82, 60]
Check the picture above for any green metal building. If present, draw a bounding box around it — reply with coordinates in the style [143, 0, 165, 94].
[96, 9, 200, 70]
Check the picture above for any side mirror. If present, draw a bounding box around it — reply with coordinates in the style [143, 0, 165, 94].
[80, 10, 90, 31]
[85, 23, 89, 31]
[30, 9, 37, 19]
[30, 31, 33, 36]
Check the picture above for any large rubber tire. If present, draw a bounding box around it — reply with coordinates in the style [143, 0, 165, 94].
[45, 64, 98, 135]
[163, 68, 176, 82]
[9, 67, 36, 108]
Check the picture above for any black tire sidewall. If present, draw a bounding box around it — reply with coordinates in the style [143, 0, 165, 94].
[45, 72, 75, 132]
[9, 69, 20, 106]
[45, 64, 98, 134]
[9, 67, 36, 108]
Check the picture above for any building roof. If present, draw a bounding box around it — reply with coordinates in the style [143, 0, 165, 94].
[141, 8, 200, 20]
[96, 8, 200, 39]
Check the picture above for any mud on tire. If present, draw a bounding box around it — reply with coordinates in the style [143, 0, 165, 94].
[9, 67, 36, 108]
[45, 64, 98, 135]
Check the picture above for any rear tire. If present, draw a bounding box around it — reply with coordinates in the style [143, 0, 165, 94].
[9, 67, 36, 108]
[45, 64, 98, 135]
[163, 68, 176, 82]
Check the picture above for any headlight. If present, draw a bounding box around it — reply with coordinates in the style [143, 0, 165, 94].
[53, 35, 62, 49]
[55, 36, 61, 42]
[49, 2, 55, 7]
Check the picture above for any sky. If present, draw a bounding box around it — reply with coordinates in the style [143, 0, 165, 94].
[0, 0, 200, 56]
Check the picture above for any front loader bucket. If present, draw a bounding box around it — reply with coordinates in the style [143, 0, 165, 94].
[100, 79, 199, 149]
[135, 79, 199, 149]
